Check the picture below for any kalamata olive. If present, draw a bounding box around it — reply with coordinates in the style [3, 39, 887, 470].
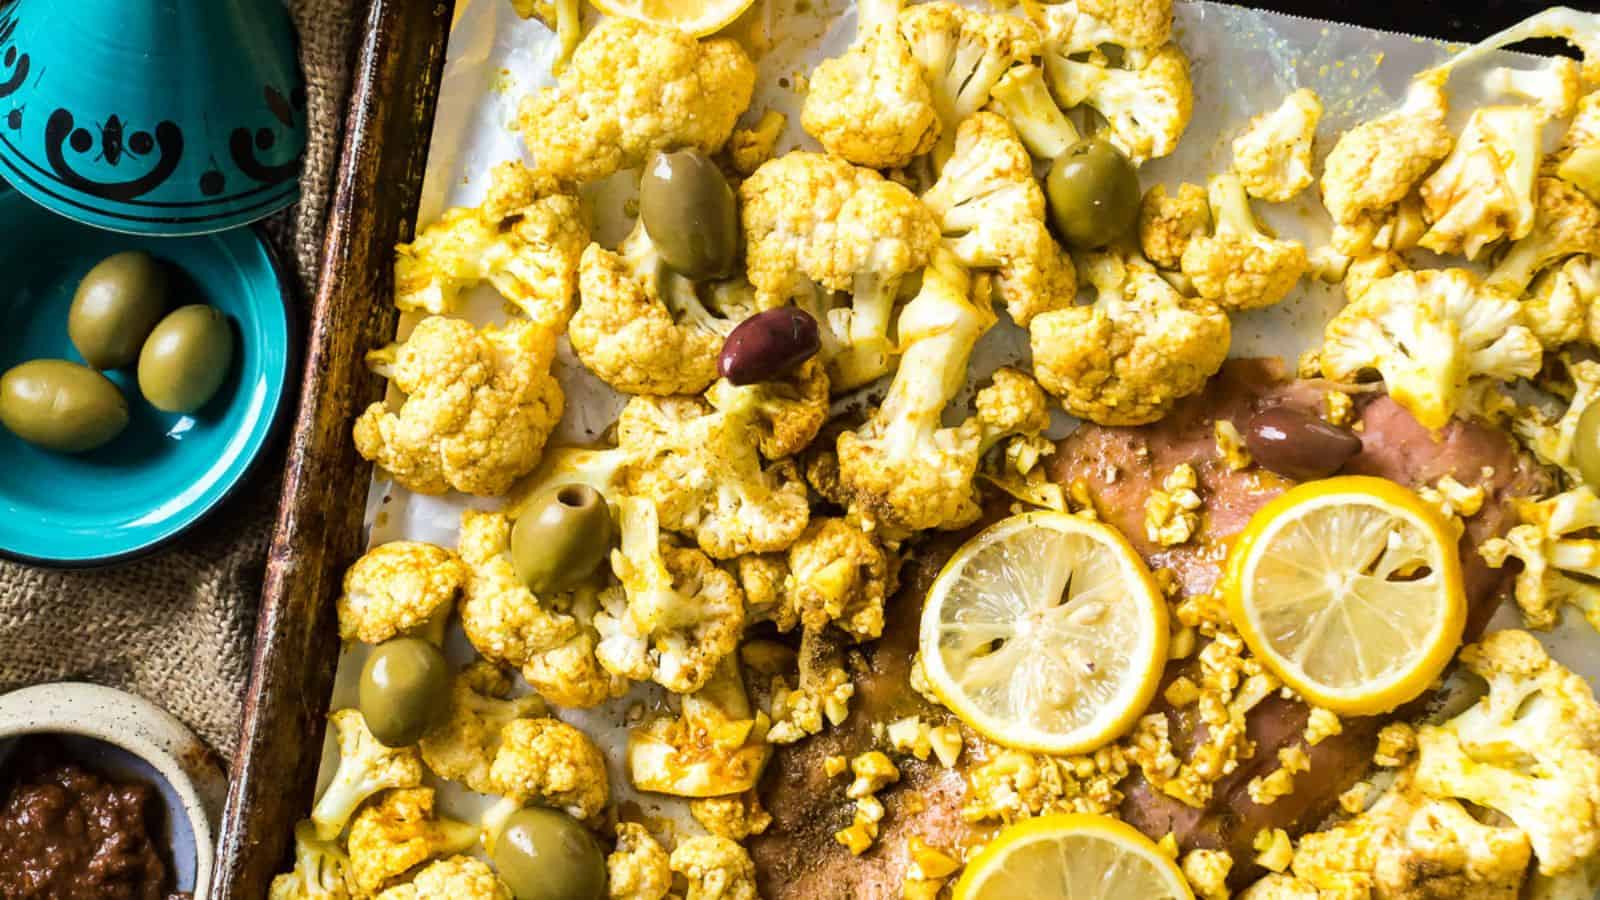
[358, 637, 451, 748]
[137, 305, 234, 413]
[1575, 402, 1600, 490]
[639, 148, 740, 280]
[68, 251, 169, 370]
[1046, 138, 1141, 249]
[0, 360, 129, 453]
[511, 485, 614, 594]
[718, 307, 821, 385]
[491, 807, 606, 900]
[1244, 406, 1363, 481]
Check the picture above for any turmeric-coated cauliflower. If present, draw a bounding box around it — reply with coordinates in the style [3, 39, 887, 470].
[394, 161, 586, 330]
[703, 358, 830, 461]
[987, 63, 1083, 160]
[1413, 629, 1600, 875]
[345, 788, 477, 896]
[1511, 356, 1600, 482]
[1031, 0, 1173, 57]
[1031, 244, 1230, 426]
[1523, 256, 1600, 348]
[354, 316, 563, 497]
[1043, 42, 1193, 164]
[1481, 487, 1600, 633]
[516, 19, 755, 184]
[1139, 182, 1209, 270]
[627, 655, 771, 797]
[1486, 176, 1600, 298]
[607, 823, 672, 900]
[268, 821, 353, 900]
[484, 716, 610, 824]
[788, 518, 896, 642]
[418, 661, 546, 795]
[1418, 106, 1543, 260]
[1231, 88, 1322, 203]
[1320, 79, 1454, 255]
[374, 856, 511, 900]
[337, 541, 466, 645]
[1179, 171, 1308, 310]
[801, 0, 939, 168]
[458, 510, 627, 708]
[670, 836, 760, 900]
[1320, 268, 1542, 430]
[311, 710, 424, 841]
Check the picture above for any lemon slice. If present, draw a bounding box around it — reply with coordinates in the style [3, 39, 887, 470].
[1224, 475, 1466, 716]
[919, 511, 1167, 755]
[955, 813, 1194, 900]
[588, 0, 755, 36]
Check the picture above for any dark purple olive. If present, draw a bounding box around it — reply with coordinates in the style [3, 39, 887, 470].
[1243, 406, 1363, 481]
[718, 307, 821, 386]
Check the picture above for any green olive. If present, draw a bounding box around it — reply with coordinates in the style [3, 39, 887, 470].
[0, 360, 128, 453]
[68, 251, 169, 370]
[639, 148, 740, 280]
[1576, 402, 1600, 490]
[137, 305, 234, 413]
[512, 485, 613, 594]
[491, 807, 606, 900]
[1046, 138, 1141, 249]
[358, 638, 452, 748]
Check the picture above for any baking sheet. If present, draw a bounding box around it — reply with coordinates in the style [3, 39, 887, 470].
[318, 0, 1599, 855]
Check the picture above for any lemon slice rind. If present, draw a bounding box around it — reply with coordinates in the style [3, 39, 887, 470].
[954, 813, 1194, 900]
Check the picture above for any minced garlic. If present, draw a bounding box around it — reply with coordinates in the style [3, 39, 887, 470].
[1146, 464, 1203, 547]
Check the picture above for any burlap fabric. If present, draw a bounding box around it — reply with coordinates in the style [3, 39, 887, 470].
[0, 0, 362, 757]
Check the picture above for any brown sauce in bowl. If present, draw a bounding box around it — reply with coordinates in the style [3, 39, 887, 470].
[0, 736, 174, 899]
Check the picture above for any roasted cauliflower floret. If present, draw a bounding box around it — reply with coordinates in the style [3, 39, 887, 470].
[1413, 630, 1600, 875]
[1481, 486, 1600, 633]
[516, 19, 755, 184]
[394, 161, 586, 329]
[345, 788, 477, 896]
[1320, 268, 1542, 430]
[1418, 106, 1543, 260]
[704, 358, 830, 460]
[1032, 0, 1173, 57]
[607, 823, 672, 900]
[788, 518, 895, 642]
[1180, 171, 1308, 310]
[1523, 256, 1600, 348]
[1320, 79, 1454, 254]
[569, 222, 742, 396]
[728, 110, 787, 177]
[269, 820, 354, 900]
[1559, 91, 1600, 204]
[597, 497, 744, 693]
[374, 856, 511, 900]
[739, 152, 939, 391]
[354, 316, 563, 497]
[336, 541, 466, 646]
[418, 661, 546, 795]
[1043, 42, 1193, 164]
[987, 63, 1082, 160]
[310, 710, 424, 840]
[1139, 182, 1209, 270]
[801, 0, 938, 168]
[628, 655, 771, 797]
[458, 510, 627, 708]
[670, 836, 759, 900]
[1031, 245, 1229, 426]
[898, 1, 1042, 165]
[1484, 57, 1581, 120]
[1511, 356, 1600, 481]
[1486, 176, 1600, 298]
[1231, 88, 1323, 203]
[481, 716, 610, 833]
[921, 112, 1076, 328]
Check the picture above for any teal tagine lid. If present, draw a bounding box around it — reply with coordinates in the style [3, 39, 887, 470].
[0, 0, 305, 236]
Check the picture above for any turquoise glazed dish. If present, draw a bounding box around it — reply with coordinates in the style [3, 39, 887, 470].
[0, 190, 295, 566]
[0, 0, 305, 235]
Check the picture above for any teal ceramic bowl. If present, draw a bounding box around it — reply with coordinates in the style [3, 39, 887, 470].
[0, 0, 305, 235]
[0, 190, 295, 566]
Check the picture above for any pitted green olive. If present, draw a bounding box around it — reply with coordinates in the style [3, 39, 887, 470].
[0, 360, 128, 453]
[1576, 402, 1600, 490]
[639, 148, 740, 281]
[1046, 138, 1141, 249]
[68, 251, 169, 370]
[137, 305, 234, 413]
[511, 485, 613, 594]
[491, 807, 606, 900]
[358, 637, 452, 748]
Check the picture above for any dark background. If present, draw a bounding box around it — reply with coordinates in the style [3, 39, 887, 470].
[1234, 0, 1596, 42]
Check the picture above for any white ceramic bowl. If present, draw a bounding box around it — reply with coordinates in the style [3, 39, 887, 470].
[0, 682, 227, 897]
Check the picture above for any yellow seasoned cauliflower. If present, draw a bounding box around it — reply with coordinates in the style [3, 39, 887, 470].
[1418, 106, 1543, 260]
[1481, 487, 1600, 633]
[1031, 0, 1173, 57]
[310, 709, 424, 840]
[345, 788, 477, 896]
[354, 316, 563, 497]
[393, 161, 586, 330]
[727, 110, 787, 177]
[268, 820, 353, 900]
[787, 518, 895, 642]
[1031, 244, 1229, 426]
[703, 358, 830, 461]
[1236, 873, 1319, 899]
[418, 661, 546, 795]
[898, 1, 1041, 166]
[374, 856, 511, 900]
[1484, 57, 1581, 120]
[1182, 848, 1232, 900]
[670, 836, 760, 900]
[1486, 176, 1600, 298]
[1413, 630, 1600, 875]
[1320, 268, 1542, 430]
[1560, 91, 1600, 204]
[691, 792, 772, 841]
[337, 541, 466, 645]
[921, 112, 1076, 328]
[739, 152, 939, 391]
[1139, 182, 1209, 271]
[1043, 42, 1193, 164]
[628, 655, 771, 797]
[457, 510, 627, 708]
[607, 823, 672, 900]
[1320, 79, 1454, 255]
[516, 19, 755, 184]
[801, 0, 939, 168]
[483, 716, 610, 826]
[1180, 171, 1308, 310]
[988, 63, 1082, 160]
[568, 222, 743, 396]
[1231, 88, 1323, 203]
[596, 497, 744, 694]
[1523, 256, 1600, 348]
[1511, 356, 1600, 481]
